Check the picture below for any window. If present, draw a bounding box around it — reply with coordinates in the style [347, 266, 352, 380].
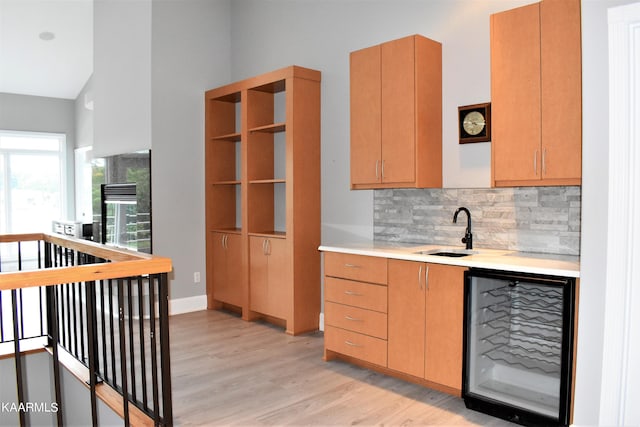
[0, 130, 66, 235]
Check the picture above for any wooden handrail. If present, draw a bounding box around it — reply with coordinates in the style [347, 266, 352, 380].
[0, 233, 172, 291]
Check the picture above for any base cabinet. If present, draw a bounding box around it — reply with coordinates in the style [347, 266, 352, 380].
[323, 252, 466, 396]
[210, 232, 243, 307]
[249, 236, 290, 320]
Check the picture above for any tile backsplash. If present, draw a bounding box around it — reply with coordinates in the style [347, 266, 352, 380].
[374, 187, 581, 255]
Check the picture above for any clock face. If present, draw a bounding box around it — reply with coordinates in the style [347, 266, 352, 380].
[463, 111, 486, 136]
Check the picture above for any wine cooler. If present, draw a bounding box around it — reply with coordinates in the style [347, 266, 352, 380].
[463, 268, 576, 427]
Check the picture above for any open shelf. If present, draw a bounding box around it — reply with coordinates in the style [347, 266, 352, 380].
[211, 227, 242, 235]
[249, 179, 285, 184]
[211, 132, 241, 142]
[248, 231, 286, 239]
[213, 180, 241, 185]
[249, 123, 286, 134]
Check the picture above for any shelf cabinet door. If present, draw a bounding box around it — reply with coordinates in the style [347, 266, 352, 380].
[350, 44, 382, 186]
[249, 236, 291, 319]
[388, 259, 426, 378]
[491, 3, 542, 183]
[424, 263, 465, 391]
[211, 232, 243, 307]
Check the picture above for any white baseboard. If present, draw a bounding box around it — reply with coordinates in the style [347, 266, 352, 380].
[169, 295, 207, 316]
[319, 312, 324, 332]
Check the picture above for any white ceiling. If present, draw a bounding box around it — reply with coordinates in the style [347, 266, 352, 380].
[0, 0, 93, 100]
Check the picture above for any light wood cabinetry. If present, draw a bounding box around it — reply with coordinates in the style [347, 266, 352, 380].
[387, 260, 465, 393]
[323, 251, 465, 396]
[323, 253, 388, 366]
[209, 232, 243, 308]
[491, 0, 582, 187]
[205, 66, 321, 335]
[350, 34, 442, 189]
[249, 236, 290, 320]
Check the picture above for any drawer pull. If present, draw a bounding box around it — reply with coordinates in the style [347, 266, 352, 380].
[344, 290, 363, 296]
[344, 315, 362, 322]
[345, 340, 362, 347]
[344, 263, 361, 268]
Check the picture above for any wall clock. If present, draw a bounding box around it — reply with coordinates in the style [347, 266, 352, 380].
[458, 103, 491, 144]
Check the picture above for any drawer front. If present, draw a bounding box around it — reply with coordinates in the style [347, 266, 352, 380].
[325, 301, 387, 339]
[325, 325, 387, 367]
[324, 252, 387, 285]
[325, 277, 387, 313]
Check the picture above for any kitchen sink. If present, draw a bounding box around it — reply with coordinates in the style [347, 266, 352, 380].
[413, 249, 477, 257]
[429, 251, 471, 257]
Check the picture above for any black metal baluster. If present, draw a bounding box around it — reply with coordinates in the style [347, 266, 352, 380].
[12, 289, 26, 427]
[100, 279, 108, 382]
[85, 280, 99, 426]
[158, 273, 173, 426]
[48, 285, 64, 427]
[127, 278, 137, 401]
[148, 276, 160, 424]
[117, 279, 130, 427]
[108, 279, 117, 383]
[137, 276, 148, 411]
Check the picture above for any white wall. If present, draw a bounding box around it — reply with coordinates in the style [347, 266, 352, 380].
[151, 0, 231, 302]
[574, 0, 639, 425]
[93, 0, 151, 158]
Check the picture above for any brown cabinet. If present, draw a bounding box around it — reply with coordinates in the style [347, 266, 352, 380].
[350, 34, 442, 189]
[205, 66, 321, 335]
[491, 0, 581, 187]
[249, 236, 290, 320]
[387, 259, 465, 393]
[209, 232, 243, 308]
[323, 252, 388, 366]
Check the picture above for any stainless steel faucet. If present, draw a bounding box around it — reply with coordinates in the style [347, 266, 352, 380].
[453, 207, 473, 250]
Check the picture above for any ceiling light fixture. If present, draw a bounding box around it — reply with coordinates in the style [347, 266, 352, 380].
[39, 31, 56, 41]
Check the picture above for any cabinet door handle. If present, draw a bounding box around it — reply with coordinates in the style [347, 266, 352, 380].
[262, 239, 267, 255]
[542, 148, 547, 175]
[345, 340, 362, 347]
[375, 160, 379, 180]
[344, 290, 362, 296]
[418, 265, 423, 290]
[344, 315, 362, 322]
[425, 265, 430, 291]
[381, 160, 385, 179]
[266, 239, 271, 256]
[344, 263, 361, 268]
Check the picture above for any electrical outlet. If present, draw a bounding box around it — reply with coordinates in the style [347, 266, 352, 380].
[193, 272, 201, 283]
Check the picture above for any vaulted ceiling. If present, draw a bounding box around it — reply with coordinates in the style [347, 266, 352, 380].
[0, 0, 93, 100]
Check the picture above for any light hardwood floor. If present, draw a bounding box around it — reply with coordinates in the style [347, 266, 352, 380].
[170, 310, 513, 426]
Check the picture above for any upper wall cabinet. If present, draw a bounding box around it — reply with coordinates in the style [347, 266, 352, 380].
[491, 0, 582, 187]
[350, 34, 442, 189]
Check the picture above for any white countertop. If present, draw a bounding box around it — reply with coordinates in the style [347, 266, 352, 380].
[319, 240, 580, 278]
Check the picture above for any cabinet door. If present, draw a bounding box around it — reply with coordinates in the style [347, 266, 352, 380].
[249, 236, 290, 319]
[540, 0, 582, 181]
[211, 233, 243, 306]
[424, 263, 465, 391]
[350, 44, 382, 186]
[388, 259, 425, 378]
[491, 3, 541, 184]
[381, 36, 416, 185]
[249, 236, 269, 314]
[265, 237, 291, 320]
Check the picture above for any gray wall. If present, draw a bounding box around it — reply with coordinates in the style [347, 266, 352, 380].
[93, 0, 151, 158]
[0, 92, 76, 220]
[150, 0, 231, 301]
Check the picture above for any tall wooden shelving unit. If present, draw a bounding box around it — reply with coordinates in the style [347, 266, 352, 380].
[205, 66, 321, 335]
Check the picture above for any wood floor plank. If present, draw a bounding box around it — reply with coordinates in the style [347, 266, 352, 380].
[170, 310, 512, 426]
